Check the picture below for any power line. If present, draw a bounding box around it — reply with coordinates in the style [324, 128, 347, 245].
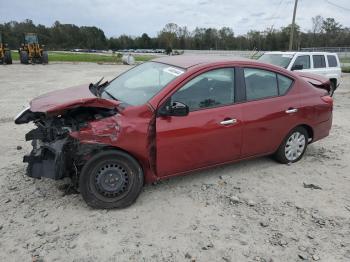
[324, 0, 350, 12]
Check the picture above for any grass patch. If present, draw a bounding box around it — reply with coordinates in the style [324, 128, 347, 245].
[134, 55, 156, 62]
[49, 52, 123, 63]
[11, 51, 19, 60]
[11, 51, 155, 63]
[340, 57, 350, 63]
[342, 66, 350, 73]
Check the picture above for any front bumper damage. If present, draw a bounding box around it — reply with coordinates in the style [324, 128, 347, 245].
[17, 106, 118, 181]
[23, 137, 69, 180]
[23, 136, 110, 181]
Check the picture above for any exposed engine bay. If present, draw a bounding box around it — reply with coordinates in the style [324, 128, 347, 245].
[15, 107, 117, 181]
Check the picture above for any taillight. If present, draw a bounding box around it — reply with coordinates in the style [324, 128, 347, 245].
[321, 95, 333, 105]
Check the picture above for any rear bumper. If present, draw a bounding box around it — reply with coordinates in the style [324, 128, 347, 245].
[312, 117, 333, 142]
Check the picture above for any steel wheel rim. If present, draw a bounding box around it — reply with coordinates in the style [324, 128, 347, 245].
[94, 163, 130, 198]
[284, 131, 306, 161]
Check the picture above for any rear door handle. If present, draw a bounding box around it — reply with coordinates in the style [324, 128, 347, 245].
[285, 108, 298, 114]
[220, 119, 237, 125]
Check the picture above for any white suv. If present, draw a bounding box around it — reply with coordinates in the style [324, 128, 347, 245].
[258, 51, 341, 95]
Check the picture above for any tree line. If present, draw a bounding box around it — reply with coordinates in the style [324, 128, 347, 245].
[0, 16, 349, 51]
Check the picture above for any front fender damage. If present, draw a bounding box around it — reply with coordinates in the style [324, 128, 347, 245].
[18, 107, 119, 181]
[69, 116, 121, 144]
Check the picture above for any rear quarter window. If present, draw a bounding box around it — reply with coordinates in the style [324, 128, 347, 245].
[327, 55, 338, 67]
[277, 74, 293, 95]
[313, 55, 326, 68]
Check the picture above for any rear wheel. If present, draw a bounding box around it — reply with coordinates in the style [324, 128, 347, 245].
[274, 127, 308, 164]
[42, 51, 48, 64]
[4, 51, 12, 64]
[20, 51, 29, 64]
[79, 150, 144, 209]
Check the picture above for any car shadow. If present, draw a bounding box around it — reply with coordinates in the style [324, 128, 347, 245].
[144, 155, 278, 191]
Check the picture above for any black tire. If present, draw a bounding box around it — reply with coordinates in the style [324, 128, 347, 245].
[274, 126, 308, 164]
[42, 51, 48, 64]
[20, 51, 29, 64]
[79, 150, 144, 209]
[4, 51, 12, 64]
[329, 81, 336, 97]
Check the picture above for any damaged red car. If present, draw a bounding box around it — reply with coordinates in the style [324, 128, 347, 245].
[15, 56, 333, 209]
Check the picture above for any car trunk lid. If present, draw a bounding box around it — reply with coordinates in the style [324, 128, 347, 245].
[294, 71, 331, 93]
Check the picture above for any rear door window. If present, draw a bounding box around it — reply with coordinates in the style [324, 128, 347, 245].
[244, 68, 278, 100]
[243, 68, 293, 100]
[313, 55, 326, 68]
[327, 55, 338, 67]
[293, 55, 310, 69]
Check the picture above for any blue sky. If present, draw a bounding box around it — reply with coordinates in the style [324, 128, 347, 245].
[0, 0, 349, 37]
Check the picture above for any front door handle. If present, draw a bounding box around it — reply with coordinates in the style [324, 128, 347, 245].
[285, 108, 298, 114]
[220, 119, 237, 125]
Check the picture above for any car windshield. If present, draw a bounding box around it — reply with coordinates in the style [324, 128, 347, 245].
[102, 62, 185, 105]
[25, 34, 38, 44]
[258, 54, 294, 69]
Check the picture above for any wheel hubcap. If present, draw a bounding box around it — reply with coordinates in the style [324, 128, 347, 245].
[95, 163, 129, 197]
[285, 131, 306, 161]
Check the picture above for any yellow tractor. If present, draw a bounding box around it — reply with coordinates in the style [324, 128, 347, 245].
[0, 33, 12, 64]
[19, 33, 48, 64]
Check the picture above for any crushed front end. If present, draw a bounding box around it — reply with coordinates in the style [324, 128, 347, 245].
[15, 107, 118, 181]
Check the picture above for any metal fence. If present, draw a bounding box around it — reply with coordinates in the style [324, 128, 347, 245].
[182, 49, 262, 58]
[182, 49, 350, 65]
[300, 47, 350, 53]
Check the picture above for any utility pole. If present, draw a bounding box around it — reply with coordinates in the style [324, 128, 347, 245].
[289, 0, 298, 50]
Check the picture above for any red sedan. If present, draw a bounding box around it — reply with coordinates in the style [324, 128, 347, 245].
[15, 56, 333, 209]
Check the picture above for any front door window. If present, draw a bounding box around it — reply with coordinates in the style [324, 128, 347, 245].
[172, 68, 235, 111]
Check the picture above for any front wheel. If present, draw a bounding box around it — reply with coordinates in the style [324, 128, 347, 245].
[42, 51, 48, 64]
[20, 51, 29, 64]
[79, 150, 144, 209]
[4, 51, 12, 64]
[274, 127, 308, 164]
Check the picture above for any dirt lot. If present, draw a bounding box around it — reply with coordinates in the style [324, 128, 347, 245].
[0, 63, 349, 262]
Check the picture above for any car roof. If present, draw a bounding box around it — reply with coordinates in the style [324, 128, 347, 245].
[263, 51, 338, 56]
[152, 55, 251, 69]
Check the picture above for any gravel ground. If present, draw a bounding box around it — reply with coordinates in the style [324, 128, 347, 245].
[0, 63, 349, 262]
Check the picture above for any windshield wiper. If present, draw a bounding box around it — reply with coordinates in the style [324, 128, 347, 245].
[89, 77, 104, 96]
[89, 77, 110, 97]
[103, 90, 118, 101]
[95, 77, 104, 87]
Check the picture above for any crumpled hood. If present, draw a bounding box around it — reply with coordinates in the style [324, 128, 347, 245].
[30, 84, 119, 115]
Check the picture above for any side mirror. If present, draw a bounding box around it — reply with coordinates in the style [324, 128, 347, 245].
[170, 101, 189, 116]
[158, 100, 189, 117]
[291, 64, 303, 71]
